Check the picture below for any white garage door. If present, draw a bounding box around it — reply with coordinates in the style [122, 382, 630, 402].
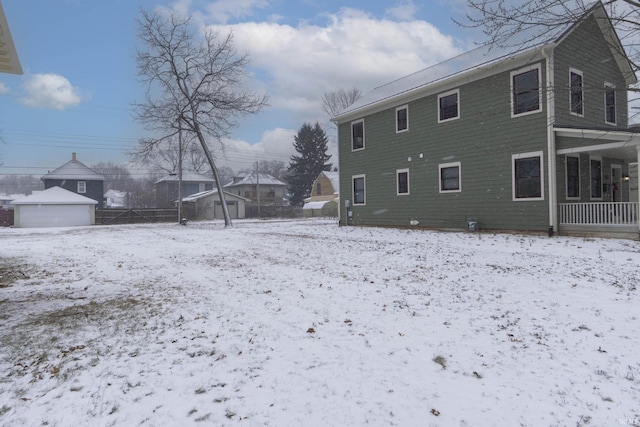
[17, 205, 91, 228]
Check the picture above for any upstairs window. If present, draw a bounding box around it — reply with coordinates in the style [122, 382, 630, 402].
[512, 152, 544, 200]
[605, 83, 616, 125]
[397, 169, 409, 195]
[396, 105, 408, 133]
[352, 119, 364, 151]
[77, 181, 86, 194]
[438, 89, 460, 123]
[570, 69, 584, 116]
[316, 182, 321, 195]
[511, 65, 541, 117]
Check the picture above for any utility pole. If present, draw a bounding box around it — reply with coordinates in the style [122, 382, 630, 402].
[178, 121, 183, 223]
[255, 161, 260, 217]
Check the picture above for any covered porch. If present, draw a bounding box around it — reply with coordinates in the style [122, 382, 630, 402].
[554, 127, 640, 239]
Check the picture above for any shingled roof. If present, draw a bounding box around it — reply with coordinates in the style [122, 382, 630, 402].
[41, 153, 104, 181]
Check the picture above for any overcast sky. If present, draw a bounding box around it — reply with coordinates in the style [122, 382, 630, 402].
[0, 0, 480, 178]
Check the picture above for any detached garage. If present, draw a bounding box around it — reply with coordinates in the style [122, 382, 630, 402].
[11, 186, 98, 228]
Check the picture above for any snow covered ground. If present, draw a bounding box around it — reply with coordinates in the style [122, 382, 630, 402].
[0, 218, 638, 427]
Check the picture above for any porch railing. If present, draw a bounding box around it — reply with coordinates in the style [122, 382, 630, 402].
[560, 202, 639, 226]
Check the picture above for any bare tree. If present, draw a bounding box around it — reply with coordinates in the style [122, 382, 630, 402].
[321, 87, 362, 119]
[258, 160, 287, 182]
[459, 0, 640, 75]
[92, 162, 134, 192]
[134, 9, 268, 226]
[131, 134, 207, 174]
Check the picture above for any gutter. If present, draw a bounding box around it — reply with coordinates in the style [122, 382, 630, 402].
[542, 43, 558, 236]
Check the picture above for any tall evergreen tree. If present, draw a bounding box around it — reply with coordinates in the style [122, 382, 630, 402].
[287, 122, 332, 206]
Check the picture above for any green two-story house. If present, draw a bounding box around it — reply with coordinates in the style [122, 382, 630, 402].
[335, 3, 640, 239]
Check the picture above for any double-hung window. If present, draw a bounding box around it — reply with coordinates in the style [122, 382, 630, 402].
[438, 89, 459, 123]
[351, 119, 365, 151]
[566, 155, 580, 199]
[512, 152, 544, 200]
[77, 181, 86, 194]
[397, 169, 409, 195]
[511, 64, 542, 117]
[590, 156, 603, 199]
[570, 69, 584, 116]
[353, 175, 366, 205]
[439, 162, 461, 193]
[604, 83, 616, 125]
[396, 105, 408, 133]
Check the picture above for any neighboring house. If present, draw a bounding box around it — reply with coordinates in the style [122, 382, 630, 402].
[11, 186, 98, 228]
[0, 194, 23, 209]
[181, 190, 249, 221]
[334, 3, 640, 239]
[0, 0, 22, 75]
[41, 153, 105, 208]
[104, 189, 127, 208]
[303, 171, 340, 217]
[224, 172, 288, 207]
[155, 172, 215, 208]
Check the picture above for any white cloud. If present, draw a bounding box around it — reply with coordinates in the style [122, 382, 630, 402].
[0, 83, 9, 95]
[386, 0, 419, 21]
[215, 127, 297, 171]
[207, 8, 462, 126]
[20, 73, 84, 110]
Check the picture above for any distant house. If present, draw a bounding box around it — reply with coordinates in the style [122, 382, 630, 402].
[0, 194, 23, 209]
[181, 190, 249, 221]
[224, 172, 288, 207]
[104, 189, 127, 208]
[303, 171, 339, 217]
[41, 153, 105, 208]
[0, 0, 22, 75]
[334, 3, 640, 239]
[155, 172, 215, 208]
[11, 186, 98, 228]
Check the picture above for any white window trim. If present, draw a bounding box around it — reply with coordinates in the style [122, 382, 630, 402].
[352, 174, 366, 206]
[395, 105, 409, 133]
[510, 63, 543, 118]
[604, 82, 616, 126]
[589, 155, 603, 201]
[565, 154, 581, 200]
[569, 68, 584, 117]
[437, 89, 460, 123]
[512, 151, 545, 201]
[77, 181, 87, 194]
[351, 119, 365, 152]
[439, 161, 461, 193]
[396, 168, 410, 195]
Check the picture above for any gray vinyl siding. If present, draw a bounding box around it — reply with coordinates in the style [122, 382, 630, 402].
[553, 14, 628, 129]
[339, 62, 551, 232]
[44, 179, 104, 209]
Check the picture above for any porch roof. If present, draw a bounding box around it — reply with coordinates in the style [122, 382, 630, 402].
[555, 127, 640, 160]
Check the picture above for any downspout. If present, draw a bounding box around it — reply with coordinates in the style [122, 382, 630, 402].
[543, 45, 558, 237]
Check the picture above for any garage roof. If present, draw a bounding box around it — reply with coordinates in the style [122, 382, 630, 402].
[11, 186, 98, 205]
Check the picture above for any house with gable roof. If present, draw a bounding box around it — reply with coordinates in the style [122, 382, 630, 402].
[41, 153, 105, 208]
[334, 3, 640, 239]
[224, 172, 288, 207]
